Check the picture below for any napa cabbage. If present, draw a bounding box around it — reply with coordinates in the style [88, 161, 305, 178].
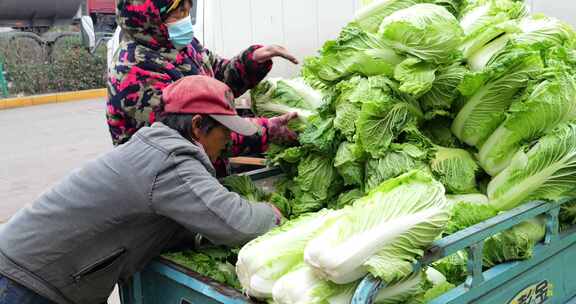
[304, 171, 449, 284]
[483, 217, 546, 267]
[560, 201, 576, 231]
[433, 0, 466, 17]
[364, 144, 429, 192]
[164, 248, 241, 289]
[221, 175, 267, 202]
[272, 267, 449, 304]
[513, 15, 576, 49]
[354, 0, 425, 33]
[393, 57, 438, 97]
[299, 116, 340, 154]
[445, 201, 498, 235]
[331, 189, 365, 210]
[432, 251, 468, 285]
[430, 146, 480, 194]
[478, 74, 576, 176]
[378, 4, 464, 64]
[334, 142, 367, 187]
[488, 122, 576, 211]
[333, 76, 394, 141]
[236, 210, 342, 298]
[422, 116, 461, 148]
[435, 218, 545, 284]
[468, 15, 576, 71]
[292, 154, 343, 215]
[446, 193, 489, 206]
[357, 96, 423, 158]
[251, 78, 325, 121]
[420, 63, 469, 111]
[451, 49, 543, 147]
[271, 265, 354, 304]
[302, 24, 404, 86]
[459, 0, 527, 61]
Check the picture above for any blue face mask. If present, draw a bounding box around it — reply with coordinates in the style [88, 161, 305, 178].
[167, 15, 194, 49]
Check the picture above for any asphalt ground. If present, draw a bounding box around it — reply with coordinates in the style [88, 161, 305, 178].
[0, 98, 121, 303]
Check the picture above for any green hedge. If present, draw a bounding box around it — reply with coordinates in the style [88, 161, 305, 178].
[0, 34, 107, 97]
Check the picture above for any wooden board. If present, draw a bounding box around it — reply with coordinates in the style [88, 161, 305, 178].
[229, 157, 266, 166]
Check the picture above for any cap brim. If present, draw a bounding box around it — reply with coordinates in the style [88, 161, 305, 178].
[210, 115, 260, 136]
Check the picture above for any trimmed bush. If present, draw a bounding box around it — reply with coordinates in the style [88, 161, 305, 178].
[0, 34, 107, 97]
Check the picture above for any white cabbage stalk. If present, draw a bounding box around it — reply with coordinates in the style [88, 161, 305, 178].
[468, 34, 510, 71]
[272, 265, 354, 304]
[460, 4, 491, 35]
[446, 193, 489, 206]
[251, 77, 325, 121]
[304, 171, 450, 284]
[451, 50, 543, 147]
[272, 267, 442, 304]
[478, 75, 576, 176]
[236, 209, 342, 298]
[257, 103, 314, 122]
[425, 267, 447, 286]
[459, 0, 526, 59]
[283, 78, 325, 110]
[468, 16, 576, 71]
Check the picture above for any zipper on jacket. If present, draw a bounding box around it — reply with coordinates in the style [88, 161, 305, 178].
[72, 248, 126, 282]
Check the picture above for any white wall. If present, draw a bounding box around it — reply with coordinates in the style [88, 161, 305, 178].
[530, 0, 576, 28]
[199, 0, 361, 78]
[196, 0, 576, 79]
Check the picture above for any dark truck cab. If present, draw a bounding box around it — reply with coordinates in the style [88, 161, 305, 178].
[87, 0, 116, 32]
[0, 0, 116, 34]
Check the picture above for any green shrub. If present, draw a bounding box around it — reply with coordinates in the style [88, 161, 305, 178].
[0, 34, 107, 97]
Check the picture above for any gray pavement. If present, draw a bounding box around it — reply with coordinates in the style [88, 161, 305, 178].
[0, 98, 121, 303]
[0, 99, 111, 221]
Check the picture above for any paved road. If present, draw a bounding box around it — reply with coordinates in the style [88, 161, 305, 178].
[0, 99, 121, 303]
[0, 99, 111, 221]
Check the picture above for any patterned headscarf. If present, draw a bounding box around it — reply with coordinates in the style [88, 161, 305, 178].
[116, 0, 177, 51]
[108, 0, 204, 143]
[108, 0, 271, 146]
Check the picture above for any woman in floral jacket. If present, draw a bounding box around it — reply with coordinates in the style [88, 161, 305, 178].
[107, 0, 298, 175]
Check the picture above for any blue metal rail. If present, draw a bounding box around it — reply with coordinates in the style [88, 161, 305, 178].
[121, 259, 253, 304]
[120, 168, 576, 303]
[352, 199, 576, 304]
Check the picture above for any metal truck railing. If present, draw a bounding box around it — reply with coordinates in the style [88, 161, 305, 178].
[120, 169, 576, 304]
[353, 199, 575, 304]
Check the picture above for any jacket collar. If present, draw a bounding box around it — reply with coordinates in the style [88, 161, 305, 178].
[138, 122, 217, 176]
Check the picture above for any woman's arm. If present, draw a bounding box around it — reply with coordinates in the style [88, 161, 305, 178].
[205, 45, 273, 98]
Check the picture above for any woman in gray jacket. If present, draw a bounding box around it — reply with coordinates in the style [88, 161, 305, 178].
[0, 76, 283, 304]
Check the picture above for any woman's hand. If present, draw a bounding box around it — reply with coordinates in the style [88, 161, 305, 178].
[268, 112, 299, 145]
[253, 45, 299, 65]
[267, 203, 285, 226]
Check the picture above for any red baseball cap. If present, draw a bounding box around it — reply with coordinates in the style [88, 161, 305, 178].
[163, 75, 259, 136]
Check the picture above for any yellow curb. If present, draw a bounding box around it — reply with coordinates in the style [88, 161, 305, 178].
[4, 97, 32, 109]
[58, 89, 107, 103]
[31, 95, 56, 106]
[0, 89, 107, 110]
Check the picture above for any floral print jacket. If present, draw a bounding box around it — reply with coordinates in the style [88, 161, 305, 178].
[108, 0, 273, 159]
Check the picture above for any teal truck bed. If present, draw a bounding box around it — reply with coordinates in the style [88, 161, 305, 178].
[353, 200, 576, 304]
[120, 168, 576, 304]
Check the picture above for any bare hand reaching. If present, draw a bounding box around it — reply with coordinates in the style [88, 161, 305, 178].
[253, 45, 299, 65]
